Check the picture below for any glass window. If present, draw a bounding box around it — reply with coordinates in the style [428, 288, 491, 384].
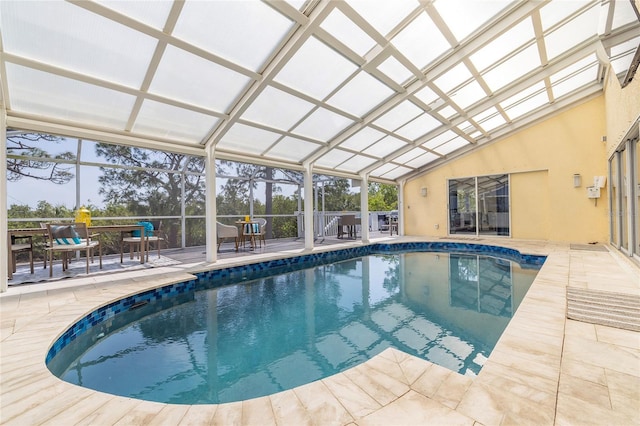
[449, 175, 509, 236]
[610, 154, 619, 246]
[477, 175, 509, 236]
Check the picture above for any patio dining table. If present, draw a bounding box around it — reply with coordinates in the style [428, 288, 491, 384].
[7, 224, 148, 280]
[87, 224, 148, 264]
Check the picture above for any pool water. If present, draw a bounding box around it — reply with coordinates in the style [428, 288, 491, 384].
[48, 251, 539, 404]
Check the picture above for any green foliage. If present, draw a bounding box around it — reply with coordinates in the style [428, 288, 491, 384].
[368, 183, 398, 211]
[8, 141, 381, 246]
[7, 201, 75, 228]
[96, 143, 206, 246]
[321, 178, 359, 211]
[271, 195, 299, 238]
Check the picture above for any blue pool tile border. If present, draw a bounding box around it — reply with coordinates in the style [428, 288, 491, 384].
[46, 242, 545, 365]
[45, 279, 197, 363]
[195, 241, 545, 284]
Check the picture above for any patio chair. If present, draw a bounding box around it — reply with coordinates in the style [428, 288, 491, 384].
[46, 222, 102, 277]
[242, 218, 266, 248]
[217, 221, 239, 252]
[121, 220, 165, 262]
[253, 218, 267, 247]
[338, 215, 358, 239]
[10, 235, 34, 276]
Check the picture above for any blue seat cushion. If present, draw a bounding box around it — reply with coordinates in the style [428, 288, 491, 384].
[51, 225, 81, 244]
[132, 221, 154, 237]
[244, 223, 260, 233]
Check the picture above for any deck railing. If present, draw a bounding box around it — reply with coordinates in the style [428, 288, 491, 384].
[8, 210, 396, 251]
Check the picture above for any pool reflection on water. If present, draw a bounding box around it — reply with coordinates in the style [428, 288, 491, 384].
[48, 252, 539, 405]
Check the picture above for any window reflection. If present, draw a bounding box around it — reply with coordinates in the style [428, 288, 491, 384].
[449, 254, 513, 317]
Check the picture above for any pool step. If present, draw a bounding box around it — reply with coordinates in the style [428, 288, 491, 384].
[566, 287, 640, 332]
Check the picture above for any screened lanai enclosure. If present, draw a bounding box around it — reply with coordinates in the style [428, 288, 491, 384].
[2, 1, 640, 289]
[6, 132, 390, 247]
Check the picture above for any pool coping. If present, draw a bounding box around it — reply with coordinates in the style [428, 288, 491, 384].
[1, 237, 638, 425]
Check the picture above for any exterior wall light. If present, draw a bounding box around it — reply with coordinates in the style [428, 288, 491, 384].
[421, 187, 428, 197]
[573, 174, 581, 188]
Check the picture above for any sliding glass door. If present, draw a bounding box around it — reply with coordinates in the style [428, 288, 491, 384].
[449, 174, 509, 236]
[449, 178, 477, 235]
[610, 130, 640, 260]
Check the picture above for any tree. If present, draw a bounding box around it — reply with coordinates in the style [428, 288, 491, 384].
[270, 194, 299, 238]
[6, 133, 74, 184]
[96, 143, 206, 247]
[321, 178, 359, 211]
[368, 183, 398, 211]
[216, 161, 301, 239]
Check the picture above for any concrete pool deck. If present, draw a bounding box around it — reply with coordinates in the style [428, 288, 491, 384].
[1, 237, 639, 425]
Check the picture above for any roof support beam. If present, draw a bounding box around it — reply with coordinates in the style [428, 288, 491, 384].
[403, 82, 603, 182]
[2, 53, 227, 120]
[6, 115, 204, 157]
[304, 0, 544, 168]
[204, 1, 336, 150]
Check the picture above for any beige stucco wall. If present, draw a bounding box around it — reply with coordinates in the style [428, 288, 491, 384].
[405, 96, 610, 243]
[604, 62, 640, 157]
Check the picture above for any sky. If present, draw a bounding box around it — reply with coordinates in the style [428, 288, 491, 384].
[7, 136, 361, 211]
[6, 139, 297, 210]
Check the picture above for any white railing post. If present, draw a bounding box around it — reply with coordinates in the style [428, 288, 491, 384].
[205, 146, 217, 263]
[303, 163, 314, 250]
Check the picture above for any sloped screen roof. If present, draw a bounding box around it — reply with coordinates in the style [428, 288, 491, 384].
[1, 0, 639, 183]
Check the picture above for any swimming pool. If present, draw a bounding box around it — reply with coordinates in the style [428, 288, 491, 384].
[46, 243, 544, 405]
